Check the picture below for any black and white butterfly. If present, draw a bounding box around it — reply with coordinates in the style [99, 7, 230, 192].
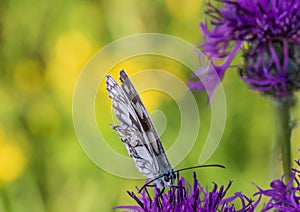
[106, 70, 224, 190]
[106, 70, 175, 188]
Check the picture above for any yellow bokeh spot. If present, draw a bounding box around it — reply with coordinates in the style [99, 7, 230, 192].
[55, 32, 93, 70]
[46, 31, 95, 98]
[165, 0, 203, 21]
[13, 59, 44, 94]
[0, 129, 27, 186]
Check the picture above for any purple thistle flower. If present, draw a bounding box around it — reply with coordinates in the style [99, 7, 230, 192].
[191, 0, 300, 101]
[255, 160, 300, 211]
[114, 172, 258, 211]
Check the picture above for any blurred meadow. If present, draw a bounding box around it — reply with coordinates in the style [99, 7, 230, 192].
[1, 0, 300, 211]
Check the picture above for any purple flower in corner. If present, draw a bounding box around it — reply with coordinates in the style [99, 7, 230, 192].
[114, 172, 258, 211]
[190, 0, 300, 101]
[255, 160, 300, 211]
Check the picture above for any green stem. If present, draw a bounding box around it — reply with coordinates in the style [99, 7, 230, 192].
[275, 99, 292, 179]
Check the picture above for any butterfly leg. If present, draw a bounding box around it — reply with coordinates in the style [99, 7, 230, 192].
[158, 187, 165, 197]
[171, 184, 187, 208]
[144, 185, 153, 203]
[173, 185, 187, 198]
[174, 171, 187, 197]
[143, 184, 156, 203]
[156, 187, 164, 209]
[176, 171, 180, 179]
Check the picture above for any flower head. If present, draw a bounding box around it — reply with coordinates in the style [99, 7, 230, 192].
[255, 159, 300, 211]
[114, 172, 257, 211]
[191, 0, 300, 101]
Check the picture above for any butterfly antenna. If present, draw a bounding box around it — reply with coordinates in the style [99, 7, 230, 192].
[138, 175, 164, 193]
[138, 164, 225, 193]
[175, 164, 225, 173]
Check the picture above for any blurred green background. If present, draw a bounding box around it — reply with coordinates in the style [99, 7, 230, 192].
[0, 0, 300, 211]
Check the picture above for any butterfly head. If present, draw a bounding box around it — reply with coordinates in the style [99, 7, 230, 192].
[155, 169, 176, 188]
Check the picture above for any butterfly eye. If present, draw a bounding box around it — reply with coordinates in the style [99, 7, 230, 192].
[164, 175, 170, 182]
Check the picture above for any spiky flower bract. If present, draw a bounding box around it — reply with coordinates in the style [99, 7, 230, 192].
[255, 159, 300, 211]
[114, 172, 258, 212]
[114, 164, 300, 211]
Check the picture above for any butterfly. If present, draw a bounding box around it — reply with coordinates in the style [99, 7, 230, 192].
[106, 70, 175, 188]
[106, 70, 224, 190]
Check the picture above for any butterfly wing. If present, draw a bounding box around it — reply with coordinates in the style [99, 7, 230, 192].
[106, 74, 160, 179]
[118, 70, 173, 174]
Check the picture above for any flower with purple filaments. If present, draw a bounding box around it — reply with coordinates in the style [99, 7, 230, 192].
[114, 160, 300, 211]
[190, 0, 300, 101]
[255, 160, 300, 211]
[114, 172, 258, 211]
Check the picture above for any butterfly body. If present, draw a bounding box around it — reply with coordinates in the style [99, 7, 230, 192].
[106, 70, 175, 188]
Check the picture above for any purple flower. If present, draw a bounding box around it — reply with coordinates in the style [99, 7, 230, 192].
[114, 172, 258, 211]
[255, 160, 300, 211]
[190, 0, 300, 101]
